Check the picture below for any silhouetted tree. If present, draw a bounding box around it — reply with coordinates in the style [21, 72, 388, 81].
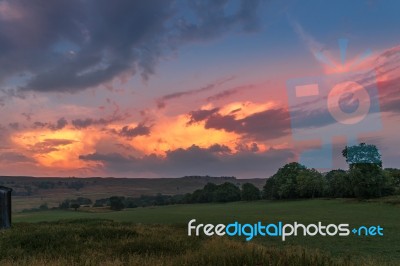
[263, 162, 325, 199]
[59, 199, 70, 209]
[213, 182, 241, 202]
[110, 196, 125, 211]
[348, 165, 386, 198]
[263, 177, 276, 199]
[385, 168, 400, 194]
[70, 203, 80, 211]
[39, 203, 48, 210]
[76, 197, 92, 205]
[343, 143, 392, 198]
[267, 162, 305, 199]
[192, 183, 218, 203]
[325, 170, 353, 198]
[241, 183, 260, 201]
[296, 169, 325, 198]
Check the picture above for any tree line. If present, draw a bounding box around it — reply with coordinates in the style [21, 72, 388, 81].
[57, 182, 262, 211]
[55, 143, 399, 211]
[264, 143, 399, 199]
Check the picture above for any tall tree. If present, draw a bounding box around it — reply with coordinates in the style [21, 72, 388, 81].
[342, 143, 382, 168]
[241, 183, 260, 201]
[342, 143, 391, 198]
[213, 182, 241, 203]
[296, 169, 325, 198]
[325, 169, 353, 198]
[263, 177, 276, 199]
[109, 196, 125, 211]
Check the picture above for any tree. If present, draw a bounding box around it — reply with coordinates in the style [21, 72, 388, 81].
[342, 143, 390, 199]
[191, 183, 218, 203]
[349, 165, 386, 198]
[190, 188, 213, 203]
[59, 199, 70, 209]
[296, 169, 325, 198]
[384, 168, 400, 194]
[213, 182, 241, 202]
[263, 177, 276, 199]
[263, 162, 325, 199]
[241, 183, 261, 201]
[342, 143, 382, 168]
[269, 162, 307, 199]
[109, 196, 125, 211]
[39, 203, 48, 210]
[76, 197, 92, 205]
[154, 193, 166, 205]
[70, 203, 80, 211]
[325, 170, 353, 198]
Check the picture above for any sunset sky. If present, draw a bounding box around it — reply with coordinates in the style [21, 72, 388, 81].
[0, 0, 399, 178]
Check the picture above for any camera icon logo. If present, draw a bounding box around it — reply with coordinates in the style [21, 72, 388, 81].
[286, 42, 381, 168]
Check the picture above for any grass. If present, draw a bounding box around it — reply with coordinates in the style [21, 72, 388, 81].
[0, 219, 383, 266]
[367, 195, 400, 205]
[12, 199, 400, 264]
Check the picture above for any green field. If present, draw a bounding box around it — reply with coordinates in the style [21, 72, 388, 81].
[12, 199, 400, 265]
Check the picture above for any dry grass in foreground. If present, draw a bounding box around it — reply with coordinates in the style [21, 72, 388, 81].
[0, 219, 391, 266]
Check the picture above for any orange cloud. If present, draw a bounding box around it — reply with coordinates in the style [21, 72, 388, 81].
[124, 115, 240, 155]
[11, 129, 101, 169]
[8, 98, 285, 173]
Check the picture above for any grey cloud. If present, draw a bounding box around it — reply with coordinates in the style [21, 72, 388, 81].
[290, 107, 334, 129]
[207, 144, 231, 153]
[71, 116, 123, 129]
[204, 108, 291, 141]
[32, 117, 68, 131]
[119, 123, 151, 139]
[156, 76, 235, 109]
[0, 0, 262, 93]
[236, 142, 259, 152]
[79, 152, 131, 164]
[32, 121, 47, 129]
[29, 138, 75, 154]
[187, 108, 220, 125]
[378, 76, 400, 114]
[21, 112, 32, 121]
[8, 122, 19, 130]
[71, 118, 101, 129]
[359, 46, 400, 114]
[380, 97, 400, 114]
[206, 84, 254, 102]
[177, 0, 262, 42]
[0, 152, 34, 163]
[50, 117, 68, 130]
[0, 88, 26, 106]
[79, 143, 294, 178]
[32, 121, 47, 128]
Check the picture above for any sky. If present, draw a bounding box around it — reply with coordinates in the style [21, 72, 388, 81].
[0, 0, 399, 178]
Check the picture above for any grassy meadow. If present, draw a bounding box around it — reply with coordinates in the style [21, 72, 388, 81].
[7, 199, 400, 265]
[0, 219, 361, 266]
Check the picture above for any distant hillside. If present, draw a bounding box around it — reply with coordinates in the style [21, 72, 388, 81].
[0, 176, 266, 212]
[181, 175, 237, 181]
